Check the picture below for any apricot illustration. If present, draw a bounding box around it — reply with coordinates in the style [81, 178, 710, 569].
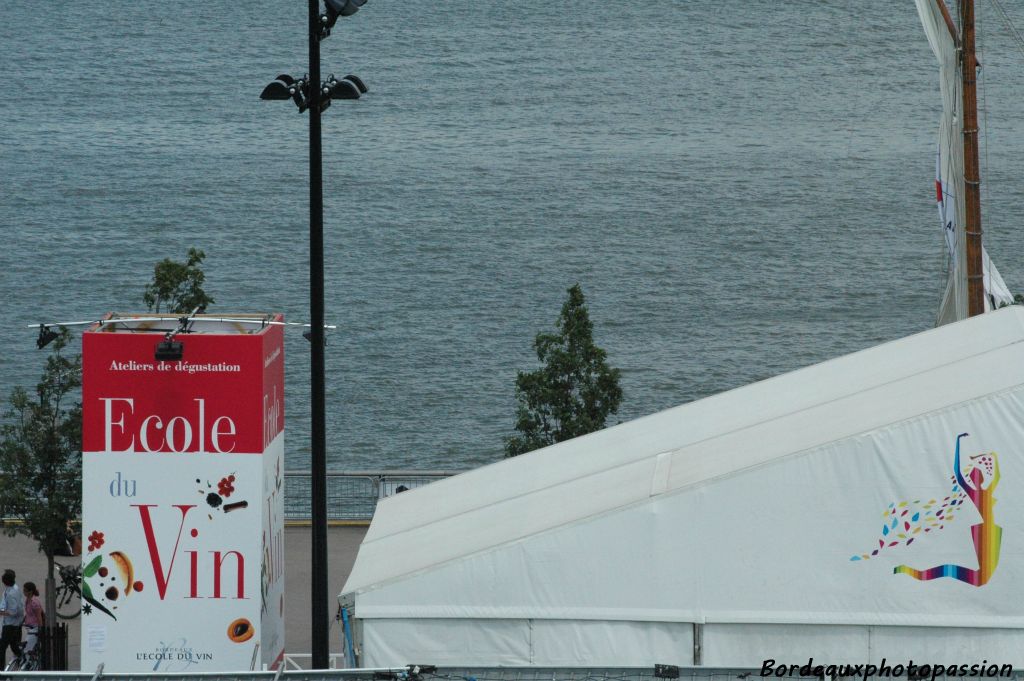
[228, 617, 254, 643]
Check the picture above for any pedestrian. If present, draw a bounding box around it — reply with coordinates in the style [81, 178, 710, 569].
[0, 569, 24, 668]
[22, 582, 43, 657]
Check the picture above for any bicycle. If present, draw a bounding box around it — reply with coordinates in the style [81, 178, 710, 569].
[54, 562, 82, 620]
[4, 642, 40, 672]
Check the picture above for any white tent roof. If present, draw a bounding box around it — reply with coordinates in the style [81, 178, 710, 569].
[343, 306, 1024, 598]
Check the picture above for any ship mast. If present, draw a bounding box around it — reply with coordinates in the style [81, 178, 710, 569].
[959, 0, 985, 316]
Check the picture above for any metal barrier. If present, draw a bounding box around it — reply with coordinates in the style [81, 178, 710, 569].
[9, 665, 1024, 681]
[271, 667, 766, 681]
[282, 471, 464, 523]
[282, 654, 347, 670]
[2, 665, 767, 681]
[6, 662, 1024, 681]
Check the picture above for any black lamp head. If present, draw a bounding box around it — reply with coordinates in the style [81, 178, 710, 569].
[325, 0, 367, 21]
[262, 75, 311, 112]
[155, 339, 183, 362]
[320, 0, 367, 36]
[343, 74, 368, 94]
[36, 325, 59, 350]
[328, 77, 361, 100]
[260, 81, 293, 101]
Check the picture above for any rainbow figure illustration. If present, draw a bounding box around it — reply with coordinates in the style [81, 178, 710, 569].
[892, 433, 1001, 586]
[850, 433, 1002, 587]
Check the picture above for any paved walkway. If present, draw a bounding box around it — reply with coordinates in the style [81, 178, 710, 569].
[0, 525, 369, 670]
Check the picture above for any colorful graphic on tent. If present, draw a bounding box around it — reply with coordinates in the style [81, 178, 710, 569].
[851, 432, 1002, 587]
[894, 434, 1001, 586]
[850, 472, 968, 559]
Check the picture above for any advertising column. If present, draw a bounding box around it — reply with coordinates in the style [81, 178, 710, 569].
[80, 317, 285, 672]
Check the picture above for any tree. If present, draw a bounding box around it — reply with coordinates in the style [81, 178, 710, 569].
[0, 327, 82, 626]
[505, 284, 623, 457]
[142, 247, 214, 313]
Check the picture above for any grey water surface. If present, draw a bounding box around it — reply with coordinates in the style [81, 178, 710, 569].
[3, 1, 1024, 470]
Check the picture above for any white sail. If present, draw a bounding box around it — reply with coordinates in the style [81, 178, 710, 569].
[916, 0, 1014, 325]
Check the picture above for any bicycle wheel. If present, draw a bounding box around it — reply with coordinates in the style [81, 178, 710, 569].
[22, 654, 40, 671]
[55, 585, 81, 619]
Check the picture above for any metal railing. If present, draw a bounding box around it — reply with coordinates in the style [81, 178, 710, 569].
[283, 470, 464, 522]
[282, 654, 348, 670]
[3, 665, 768, 681]
[1, 471, 464, 526]
[9, 665, 1024, 681]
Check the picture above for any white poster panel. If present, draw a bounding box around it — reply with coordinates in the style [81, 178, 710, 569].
[82, 452, 263, 671]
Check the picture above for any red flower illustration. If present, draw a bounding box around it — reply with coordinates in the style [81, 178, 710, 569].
[87, 530, 105, 552]
[217, 475, 236, 498]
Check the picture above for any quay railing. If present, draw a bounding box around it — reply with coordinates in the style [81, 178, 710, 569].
[3, 664, 769, 681]
[0, 471, 465, 527]
[283, 470, 465, 524]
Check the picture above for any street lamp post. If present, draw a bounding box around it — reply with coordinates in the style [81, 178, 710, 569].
[261, 0, 368, 669]
[307, 0, 329, 667]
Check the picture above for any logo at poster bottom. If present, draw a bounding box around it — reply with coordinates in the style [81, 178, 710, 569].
[137, 639, 214, 672]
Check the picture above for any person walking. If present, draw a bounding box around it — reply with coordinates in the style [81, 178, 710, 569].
[21, 582, 43, 659]
[0, 569, 24, 668]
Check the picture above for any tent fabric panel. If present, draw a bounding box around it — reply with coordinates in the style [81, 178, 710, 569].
[662, 343, 1024, 492]
[704, 624, 1024, 667]
[362, 620, 1024, 668]
[346, 456, 659, 593]
[354, 486, 703, 619]
[867, 626, 1024, 666]
[360, 619, 694, 667]
[354, 386, 1024, 629]
[530, 620, 694, 667]
[702, 624, 870, 666]
[361, 618, 532, 667]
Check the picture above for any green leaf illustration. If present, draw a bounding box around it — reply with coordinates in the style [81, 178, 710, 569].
[83, 555, 102, 577]
[84, 593, 116, 621]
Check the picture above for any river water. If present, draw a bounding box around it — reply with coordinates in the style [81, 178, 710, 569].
[3, 1, 1024, 470]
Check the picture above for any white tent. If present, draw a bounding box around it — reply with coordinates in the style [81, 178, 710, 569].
[341, 307, 1024, 667]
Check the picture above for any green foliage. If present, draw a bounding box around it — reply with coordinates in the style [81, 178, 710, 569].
[996, 294, 1024, 309]
[505, 284, 623, 458]
[0, 328, 82, 574]
[143, 247, 214, 314]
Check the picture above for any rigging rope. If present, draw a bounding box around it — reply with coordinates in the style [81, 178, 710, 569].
[979, 0, 990, 211]
[987, 0, 1024, 59]
[978, 0, 995, 298]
